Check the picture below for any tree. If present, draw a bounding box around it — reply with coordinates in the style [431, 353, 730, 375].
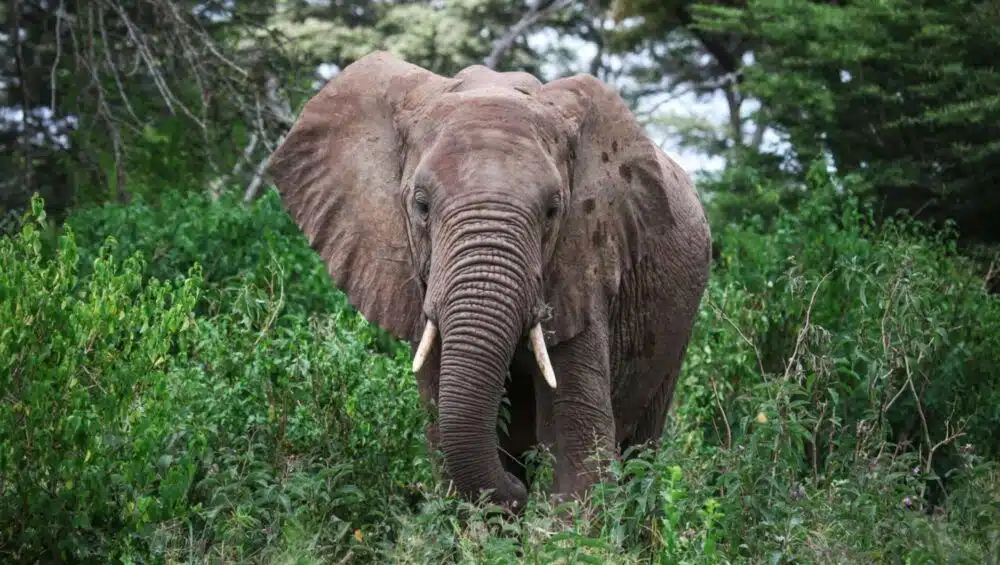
[600, 0, 763, 159]
[262, 0, 564, 78]
[698, 0, 1000, 243]
[0, 0, 296, 229]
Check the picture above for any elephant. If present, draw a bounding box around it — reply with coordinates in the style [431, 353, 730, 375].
[266, 51, 712, 512]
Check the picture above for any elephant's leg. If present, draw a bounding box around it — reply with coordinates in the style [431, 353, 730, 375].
[620, 365, 680, 454]
[532, 325, 616, 499]
[611, 255, 704, 457]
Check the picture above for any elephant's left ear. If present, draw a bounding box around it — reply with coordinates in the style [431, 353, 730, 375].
[537, 74, 704, 346]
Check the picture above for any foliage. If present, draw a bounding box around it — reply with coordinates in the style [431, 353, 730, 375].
[694, 0, 1000, 243]
[682, 160, 1000, 496]
[0, 197, 203, 561]
[694, 148, 804, 230]
[64, 191, 338, 316]
[0, 196, 427, 563]
[604, 0, 750, 101]
[1, 0, 292, 228]
[63, 189, 406, 357]
[264, 0, 542, 77]
[3, 180, 999, 562]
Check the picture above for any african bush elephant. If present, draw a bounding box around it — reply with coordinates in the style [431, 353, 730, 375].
[267, 51, 712, 512]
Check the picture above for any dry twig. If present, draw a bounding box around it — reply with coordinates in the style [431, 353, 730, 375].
[10, 0, 294, 203]
[783, 271, 833, 382]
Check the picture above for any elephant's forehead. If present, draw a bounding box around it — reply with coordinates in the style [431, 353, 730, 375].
[419, 132, 554, 192]
[428, 118, 558, 173]
[410, 92, 563, 191]
[424, 91, 551, 130]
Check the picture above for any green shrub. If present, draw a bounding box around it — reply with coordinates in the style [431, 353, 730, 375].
[64, 189, 405, 356]
[681, 164, 1000, 481]
[0, 196, 428, 563]
[144, 299, 431, 564]
[64, 190, 340, 318]
[3, 181, 998, 564]
[0, 197, 202, 561]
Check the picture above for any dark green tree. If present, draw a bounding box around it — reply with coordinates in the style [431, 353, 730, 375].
[697, 0, 1000, 243]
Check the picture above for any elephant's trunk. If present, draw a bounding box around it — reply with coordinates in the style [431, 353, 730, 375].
[437, 296, 527, 507]
[427, 211, 543, 510]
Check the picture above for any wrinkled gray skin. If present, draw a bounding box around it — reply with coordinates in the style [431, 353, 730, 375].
[267, 51, 712, 513]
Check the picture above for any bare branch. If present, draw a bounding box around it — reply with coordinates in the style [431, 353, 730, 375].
[6, 0, 301, 206]
[50, 0, 66, 113]
[242, 152, 272, 203]
[484, 0, 574, 70]
[97, 6, 141, 125]
[722, 82, 744, 151]
[750, 110, 768, 150]
[241, 74, 294, 202]
[783, 271, 834, 382]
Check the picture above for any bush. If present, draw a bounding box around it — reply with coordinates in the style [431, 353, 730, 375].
[0, 197, 202, 561]
[64, 189, 405, 356]
[0, 196, 428, 563]
[64, 190, 339, 317]
[682, 165, 1000, 481]
[2, 182, 998, 563]
[668, 165, 1000, 560]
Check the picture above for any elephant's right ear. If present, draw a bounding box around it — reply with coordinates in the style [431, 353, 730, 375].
[267, 51, 452, 342]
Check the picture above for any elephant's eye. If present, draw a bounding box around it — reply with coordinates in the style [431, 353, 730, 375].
[545, 194, 561, 221]
[414, 190, 430, 219]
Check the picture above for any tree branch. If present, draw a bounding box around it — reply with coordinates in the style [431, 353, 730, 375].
[722, 82, 744, 149]
[483, 0, 574, 70]
[241, 73, 293, 202]
[674, 4, 742, 80]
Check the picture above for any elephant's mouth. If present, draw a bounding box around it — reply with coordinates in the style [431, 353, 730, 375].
[411, 319, 557, 390]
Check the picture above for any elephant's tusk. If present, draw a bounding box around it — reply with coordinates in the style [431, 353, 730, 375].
[529, 324, 557, 389]
[412, 320, 437, 373]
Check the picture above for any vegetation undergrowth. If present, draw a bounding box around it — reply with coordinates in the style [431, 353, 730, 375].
[2, 172, 998, 563]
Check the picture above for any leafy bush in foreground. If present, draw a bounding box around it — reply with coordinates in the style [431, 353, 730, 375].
[65, 190, 405, 356]
[1, 198, 427, 563]
[0, 199, 202, 561]
[64, 190, 338, 318]
[682, 166, 1000, 485]
[2, 184, 998, 563]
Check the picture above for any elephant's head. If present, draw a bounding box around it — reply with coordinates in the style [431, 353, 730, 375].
[268, 52, 683, 509]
